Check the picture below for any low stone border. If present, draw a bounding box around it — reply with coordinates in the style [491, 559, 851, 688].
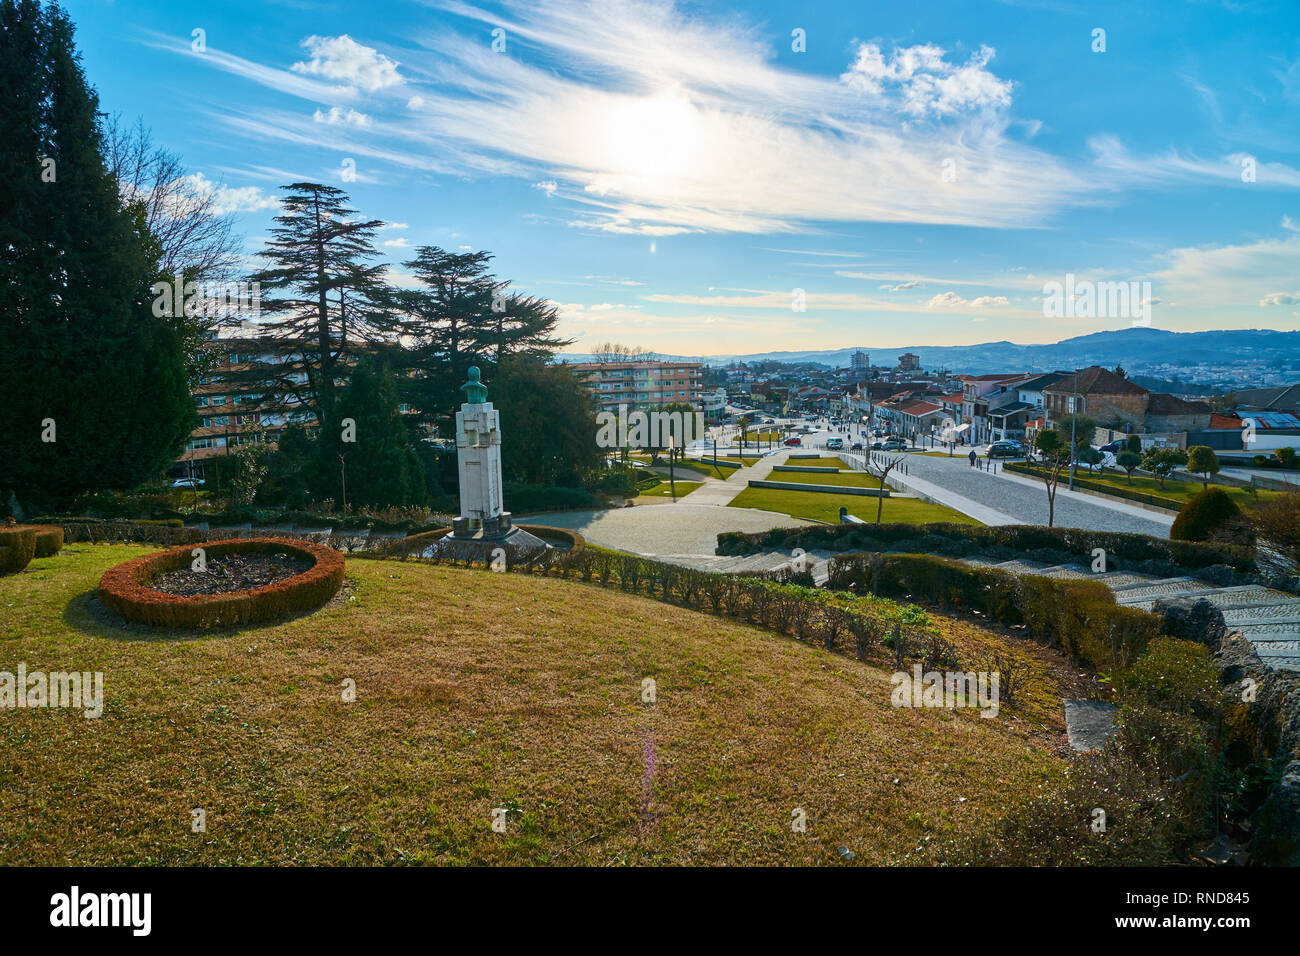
[772, 465, 841, 474]
[98, 537, 344, 628]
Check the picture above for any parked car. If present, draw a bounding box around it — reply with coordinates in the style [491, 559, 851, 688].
[986, 440, 1025, 459]
[783, 437, 803, 446]
[850, 442, 864, 450]
[870, 440, 884, 450]
[171, 477, 204, 489]
[826, 437, 844, 450]
[1099, 440, 1127, 454]
[882, 438, 908, 451]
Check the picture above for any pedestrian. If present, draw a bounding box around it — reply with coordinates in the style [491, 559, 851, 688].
[968, 449, 976, 467]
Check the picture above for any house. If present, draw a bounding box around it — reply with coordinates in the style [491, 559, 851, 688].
[959, 374, 1031, 444]
[1042, 367, 1149, 431]
[1225, 383, 1300, 415]
[1145, 393, 1212, 433]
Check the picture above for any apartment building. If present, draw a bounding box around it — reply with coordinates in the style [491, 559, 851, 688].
[569, 359, 704, 413]
[177, 337, 321, 478]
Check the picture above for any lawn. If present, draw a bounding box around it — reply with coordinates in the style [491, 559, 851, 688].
[0, 543, 1056, 865]
[728, 486, 979, 525]
[671, 458, 736, 479]
[637, 480, 703, 498]
[1062, 469, 1285, 509]
[768, 471, 887, 489]
[781, 456, 846, 469]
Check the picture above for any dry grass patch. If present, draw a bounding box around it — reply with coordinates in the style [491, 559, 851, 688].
[0, 544, 1067, 865]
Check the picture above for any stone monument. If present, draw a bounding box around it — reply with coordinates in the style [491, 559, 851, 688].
[439, 366, 549, 564]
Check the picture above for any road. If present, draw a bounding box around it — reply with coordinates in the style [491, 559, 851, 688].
[744, 415, 1173, 536]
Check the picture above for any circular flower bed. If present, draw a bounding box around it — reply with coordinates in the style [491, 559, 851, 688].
[99, 537, 345, 628]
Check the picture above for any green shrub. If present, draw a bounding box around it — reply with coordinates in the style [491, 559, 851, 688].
[1170, 487, 1244, 544]
[717, 521, 1256, 573]
[502, 483, 601, 513]
[1116, 637, 1220, 719]
[826, 552, 1161, 673]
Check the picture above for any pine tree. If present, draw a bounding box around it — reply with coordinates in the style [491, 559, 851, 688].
[246, 183, 397, 434]
[0, 0, 194, 510]
[397, 246, 497, 428]
[397, 247, 571, 437]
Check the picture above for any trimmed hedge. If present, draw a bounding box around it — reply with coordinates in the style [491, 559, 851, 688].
[826, 552, 1162, 673]
[352, 539, 936, 667]
[716, 521, 1256, 573]
[1004, 461, 1184, 511]
[10, 524, 64, 558]
[0, 527, 36, 575]
[98, 537, 345, 629]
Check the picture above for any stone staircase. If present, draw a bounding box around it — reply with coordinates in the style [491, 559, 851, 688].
[958, 556, 1300, 673]
[653, 547, 1300, 672]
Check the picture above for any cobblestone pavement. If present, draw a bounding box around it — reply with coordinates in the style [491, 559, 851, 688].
[514, 503, 812, 555]
[878, 452, 1174, 537]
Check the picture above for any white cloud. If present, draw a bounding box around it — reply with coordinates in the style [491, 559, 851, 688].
[179, 173, 279, 215]
[1152, 231, 1300, 310]
[881, 280, 923, 291]
[925, 291, 1009, 308]
[1260, 292, 1300, 306]
[532, 180, 558, 196]
[313, 106, 372, 127]
[383, 237, 410, 248]
[840, 43, 1013, 116]
[292, 35, 401, 93]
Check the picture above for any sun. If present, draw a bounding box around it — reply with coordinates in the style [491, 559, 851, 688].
[599, 90, 701, 189]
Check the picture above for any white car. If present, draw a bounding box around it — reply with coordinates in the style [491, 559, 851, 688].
[171, 477, 204, 489]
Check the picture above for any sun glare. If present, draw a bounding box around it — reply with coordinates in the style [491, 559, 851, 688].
[599, 91, 700, 189]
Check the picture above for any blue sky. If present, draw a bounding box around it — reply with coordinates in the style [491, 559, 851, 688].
[67, 0, 1300, 355]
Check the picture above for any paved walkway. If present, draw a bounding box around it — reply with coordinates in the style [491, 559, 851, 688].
[679, 448, 791, 506]
[514, 502, 812, 556]
[851, 452, 1173, 537]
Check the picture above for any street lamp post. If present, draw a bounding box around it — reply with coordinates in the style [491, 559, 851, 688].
[1068, 368, 1079, 491]
[668, 436, 677, 502]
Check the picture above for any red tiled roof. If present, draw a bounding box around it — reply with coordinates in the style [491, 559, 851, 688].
[1042, 366, 1148, 396]
[1209, 413, 1241, 429]
[1147, 393, 1211, 416]
[898, 400, 944, 416]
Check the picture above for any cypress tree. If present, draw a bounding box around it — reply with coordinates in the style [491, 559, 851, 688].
[0, 0, 193, 510]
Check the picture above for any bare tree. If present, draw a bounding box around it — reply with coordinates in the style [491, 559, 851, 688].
[1032, 430, 1071, 527]
[103, 115, 243, 283]
[589, 342, 651, 363]
[865, 453, 905, 524]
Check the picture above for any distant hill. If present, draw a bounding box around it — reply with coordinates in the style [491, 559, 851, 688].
[558, 328, 1300, 389]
